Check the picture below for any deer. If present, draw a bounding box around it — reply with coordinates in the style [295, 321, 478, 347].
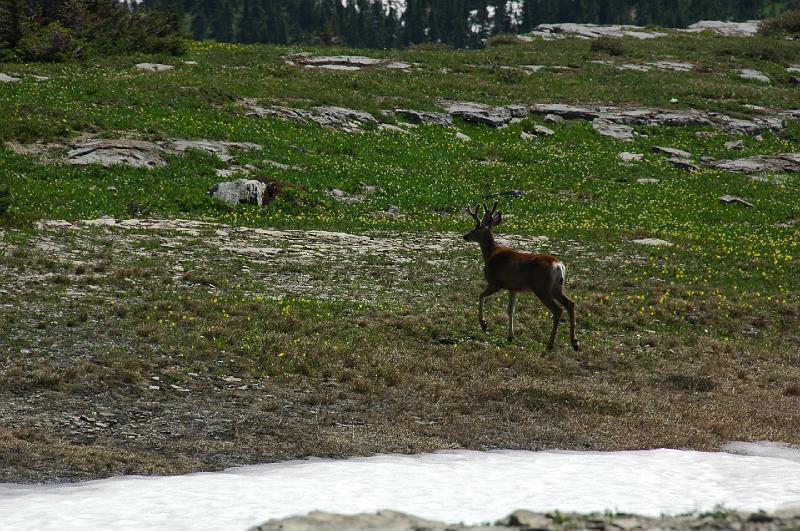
[464, 202, 579, 351]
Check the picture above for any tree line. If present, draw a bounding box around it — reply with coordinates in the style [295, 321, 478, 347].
[144, 0, 800, 48]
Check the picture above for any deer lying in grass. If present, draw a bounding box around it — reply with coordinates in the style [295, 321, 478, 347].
[464, 202, 579, 351]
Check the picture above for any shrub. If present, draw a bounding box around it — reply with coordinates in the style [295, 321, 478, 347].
[0, 182, 11, 218]
[17, 22, 79, 62]
[486, 33, 520, 47]
[759, 9, 800, 37]
[590, 36, 625, 56]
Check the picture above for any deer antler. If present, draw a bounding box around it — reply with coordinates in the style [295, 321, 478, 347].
[481, 201, 498, 222]
[466, 204, 480, 223]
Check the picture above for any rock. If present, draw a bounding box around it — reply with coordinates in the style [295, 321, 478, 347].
[67, 139, 167, 168]
[501, 509, 553, 528]
[327, 188, 362, 204]
[720, 195, 754, 207]
[31, 75, 49, 81]
[531, 23, 666, 40]
[788, 66, 800, 74]
[183, 61, 199, 66]
[456, 132, 472, 142]
[724, 140, 745, 150]
[286, 54, 412, 72]
[210, 179, 267, 206]
[592, 118, 634, 141]
[312, 106, 378, 132]
[619, 152, 643, 162]
[670, 98, 679, 103]
[0, 73, 20, 82]
[519, 64, 545, 73]
[543, 113, 564, 124]
[250, 510, 449, 531]
[652, 146, 692, 159]
[135, 63, 174, 72]
[377, 124, 409, 134]
[665, 157, 700, 172]
[530, 103, 600, 120]
[634, 238, 672, 247]
[649, 61, 694, 72]
[712, 153, 800, 173]
[161, 139, 262, 163]
[637, 178, 659, 183]
[520, 132, 534, 141]
[682, 20, 760, 37]
[393, 109, 453, 128]
[533, 125, 555, 136]
[440, 101, 514, 128]
[505, 104, 529, 118]
[215, 164, 258, 178]
[739, 69, 770, 83]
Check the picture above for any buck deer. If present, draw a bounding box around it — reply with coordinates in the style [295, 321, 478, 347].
[464, 202, 579, 351]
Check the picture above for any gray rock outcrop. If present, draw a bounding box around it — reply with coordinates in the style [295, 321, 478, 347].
[739, 69, 770, 83]
[682, 20, 760, 37]
[712, 153, 800, 173]
[529, 23, 666, 40]
[67, 139, 168, 168]
[251, 509, 800, 531]
[593, 118, 634, 141]
[392, 109, 454, 127]
[286, 53, 412, 72]
[439, 101, 515, 128]
[244, 101, 377, 133]
[161, 139, 262, 163]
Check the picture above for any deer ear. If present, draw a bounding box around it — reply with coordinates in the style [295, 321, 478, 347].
[492, 213, 502, 226]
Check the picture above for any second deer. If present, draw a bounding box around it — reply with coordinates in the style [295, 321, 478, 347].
[464, 202, 579, 351]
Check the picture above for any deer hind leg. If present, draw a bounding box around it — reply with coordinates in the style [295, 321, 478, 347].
[507, 290, 517, 343]
[555, 291, 579, 351]
[536, 294, 563, 351]
[479, 285, 501, 332]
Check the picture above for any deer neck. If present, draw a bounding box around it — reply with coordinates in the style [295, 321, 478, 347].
[478, 231, 498, 262]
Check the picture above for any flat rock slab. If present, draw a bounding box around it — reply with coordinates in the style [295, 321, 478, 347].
[739, 69, 770, 83]
[652, 146, 693, 159]
[161, 139, 262, 163]
[439, 100, 516, 128]
[0, 73, 20, 82]
[67, 139, 167, 168]
[712, 153, 800, 173]
[530, 23, 666, 40]
[633, 238, 673, 247]
[592, 118, 634, 141]
[649, 61, 694, 72]
[720, 195, 754, 207]
[682, 20, 760, 37]
[393, 109, 453, 128]
[619, 152, 643, 162]
[286, 53, 412, 72]
[665, 157, 701, 172]
[244, 101, 377, 133]
[135, 63, 174, 72]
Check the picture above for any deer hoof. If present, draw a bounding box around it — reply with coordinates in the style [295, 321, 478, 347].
[571, 340, 581, 352]
[507, 335, 514, 343]
[480, 320, 488, 332]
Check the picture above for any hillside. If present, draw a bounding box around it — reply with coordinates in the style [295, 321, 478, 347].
[0, 25, 799, 482]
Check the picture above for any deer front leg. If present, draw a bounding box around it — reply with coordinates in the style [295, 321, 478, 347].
[507, 290, 517, 342]
[479, 286, 500, 332]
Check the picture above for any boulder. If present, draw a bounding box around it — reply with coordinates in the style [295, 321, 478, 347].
[619, 152, 644, 162]
[712, 153, 800, 173]
[533, 125, 555, 136]
[311, 106, 378, 132]
[135, 63, 174, 72]
[592, 118, 634, 141]
[724, 140, 745, 150]
[456, 132, 472, 142]
[440, 100, 514, 128]
[67, 139, 167, 168]
[210, 179, 267, 206]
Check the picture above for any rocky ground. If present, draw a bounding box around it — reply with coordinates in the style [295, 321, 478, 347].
[252, 508, 800, 531]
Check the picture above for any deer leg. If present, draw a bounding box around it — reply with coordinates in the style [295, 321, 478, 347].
[507, 291, 517, 343]
[479, 285, 500, 332]
[556, 292, 579, 351]
[537, 295, 563, 351]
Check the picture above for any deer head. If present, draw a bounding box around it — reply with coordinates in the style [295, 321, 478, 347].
[463, 201, 501, 242]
